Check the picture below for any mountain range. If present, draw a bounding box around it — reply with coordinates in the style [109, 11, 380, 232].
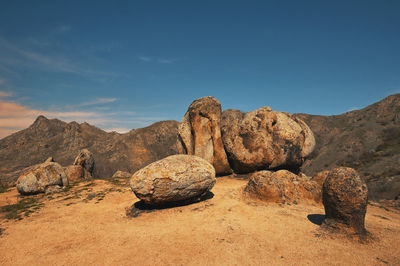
[1, 94, 399, 200]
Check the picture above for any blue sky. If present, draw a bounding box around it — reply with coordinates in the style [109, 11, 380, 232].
[0, 0, 399, 138]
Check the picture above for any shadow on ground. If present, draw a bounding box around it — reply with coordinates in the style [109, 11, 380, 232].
[307, 214, 325, 225]
[126, 192, 214, 218]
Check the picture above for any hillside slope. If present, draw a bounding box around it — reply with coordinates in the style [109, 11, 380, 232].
[295, 94, 400, 200]
[0, 116, 181, 185]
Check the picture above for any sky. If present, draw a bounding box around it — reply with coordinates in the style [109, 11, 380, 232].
[0, 0, 399, 139]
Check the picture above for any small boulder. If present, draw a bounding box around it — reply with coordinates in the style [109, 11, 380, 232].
[178, 96, 232, 176]
[243, 170, 320, 204]
[221, 107, 316, 173]
[64, 165, 91, 182]
[112, 170, 132, 179]
[130, 154, 216, 205]
[16, 161, 69, 195]
[73, 149, 94, 178]
[322, 167, 368, 235]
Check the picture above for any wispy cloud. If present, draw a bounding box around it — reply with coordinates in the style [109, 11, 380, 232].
[57, 25, 72, 33]
[0, 78, 4, 85]
[78, 97, 117, 107]
[0, 91, 12, 98]
[0, 36, 118, 79]
[138, 56, 152, 62]
[138, 56, 178, 64]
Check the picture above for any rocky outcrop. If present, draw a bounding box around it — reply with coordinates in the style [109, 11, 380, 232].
[16, 160, 69, 195]
[221, 107, 315, 174]
[63, 149, 95, 182]
[322, 167, 368, 235]
[111, 170, 132, 179]
[243, 170, 320, 204]
[130, 155, 216, 205]
[178, 96, 232, 176]
[73, 149, 94, 177]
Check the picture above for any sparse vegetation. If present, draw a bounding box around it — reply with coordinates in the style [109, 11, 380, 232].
[0, 197, 44, 220]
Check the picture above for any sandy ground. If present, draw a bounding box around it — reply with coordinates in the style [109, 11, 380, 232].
[0, 177, 399, 266]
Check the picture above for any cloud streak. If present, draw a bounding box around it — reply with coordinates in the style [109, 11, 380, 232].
[0, 36, 118, 79]
[138, 56, 178, 64]
[78, 97, 117, 107]
[0, 91, 12, 98]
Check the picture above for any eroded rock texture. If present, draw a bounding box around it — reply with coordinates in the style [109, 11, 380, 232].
[130, 155, 216, 205]
[322, 167, 368, 235]
[178, 96, 231, 175]
[243, 170, 320, 204]
[221, 107, 315, 174]
[16, 160, 69, 195]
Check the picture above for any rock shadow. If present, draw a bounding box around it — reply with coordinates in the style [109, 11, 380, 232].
[126, 191, 214, 218]
[307, 214, 325, 225]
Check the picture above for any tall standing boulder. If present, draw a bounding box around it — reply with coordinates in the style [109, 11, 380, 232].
[16, 160, 69, 195]
[322, 167, 368, 235]
[130, 155, 216, 205]
[178, 96, 232, 175]
[64, 149, 95, 182]
[221, 107, 315, 174]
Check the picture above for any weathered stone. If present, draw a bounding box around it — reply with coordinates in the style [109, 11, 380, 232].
[45, 157, 55, 163]
[111, 170, 132, 179]
[178, 96, 232, 176]
[44, 185, 63, 194]
[64, 165, 91, 182]
[221, 107, 315, 174]
[130, 154, 216, 205]
[73, 149, 94, 178]
[322, 167, 368, 235]
[243, 170, 320, 204]
[16, 161, 69, 195]
[312, 170, 330, 187]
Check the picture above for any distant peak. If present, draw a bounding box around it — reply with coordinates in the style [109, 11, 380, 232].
[33, 115, 49, 125]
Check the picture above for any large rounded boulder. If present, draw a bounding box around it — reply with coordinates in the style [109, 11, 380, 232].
[178, 96, 232, 176]
[243, 170, 320, 204]
[130, 155, 216, 205]
[16, 161, 69, 195]
[221, 107, 315, 173]
[322, 167, 368, 235]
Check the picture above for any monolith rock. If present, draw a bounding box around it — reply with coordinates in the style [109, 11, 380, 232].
[178, 96, 232, 176]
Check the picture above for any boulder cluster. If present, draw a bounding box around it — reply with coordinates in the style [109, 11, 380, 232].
[16, 149, 95, 195]
[14, 96, 370, 237]
[178, 96, 315, 175]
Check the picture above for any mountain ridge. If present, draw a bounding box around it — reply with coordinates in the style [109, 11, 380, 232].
[1, 94, 399, 200]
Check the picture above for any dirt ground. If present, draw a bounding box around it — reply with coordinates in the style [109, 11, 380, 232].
[0, 177, 399, 265]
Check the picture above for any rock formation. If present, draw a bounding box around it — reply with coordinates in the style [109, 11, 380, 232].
[221, 107, 315, 174]
[111, 170, 132, 179]
[243, 170, 320, 204]
[73, 149, 95, 177]
[322, 167, 368, 235]
[63, 149, 95, 182]
[178, 96, 232, 176]
[130, 154, 216, 205]
[16, 159, 69, 195]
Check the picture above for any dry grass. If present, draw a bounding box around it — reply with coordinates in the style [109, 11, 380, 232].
[0, 177, 399, 265]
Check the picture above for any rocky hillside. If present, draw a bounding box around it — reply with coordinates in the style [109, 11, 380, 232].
[0, 116, 181, 185]
[295, 94, 400, 200]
